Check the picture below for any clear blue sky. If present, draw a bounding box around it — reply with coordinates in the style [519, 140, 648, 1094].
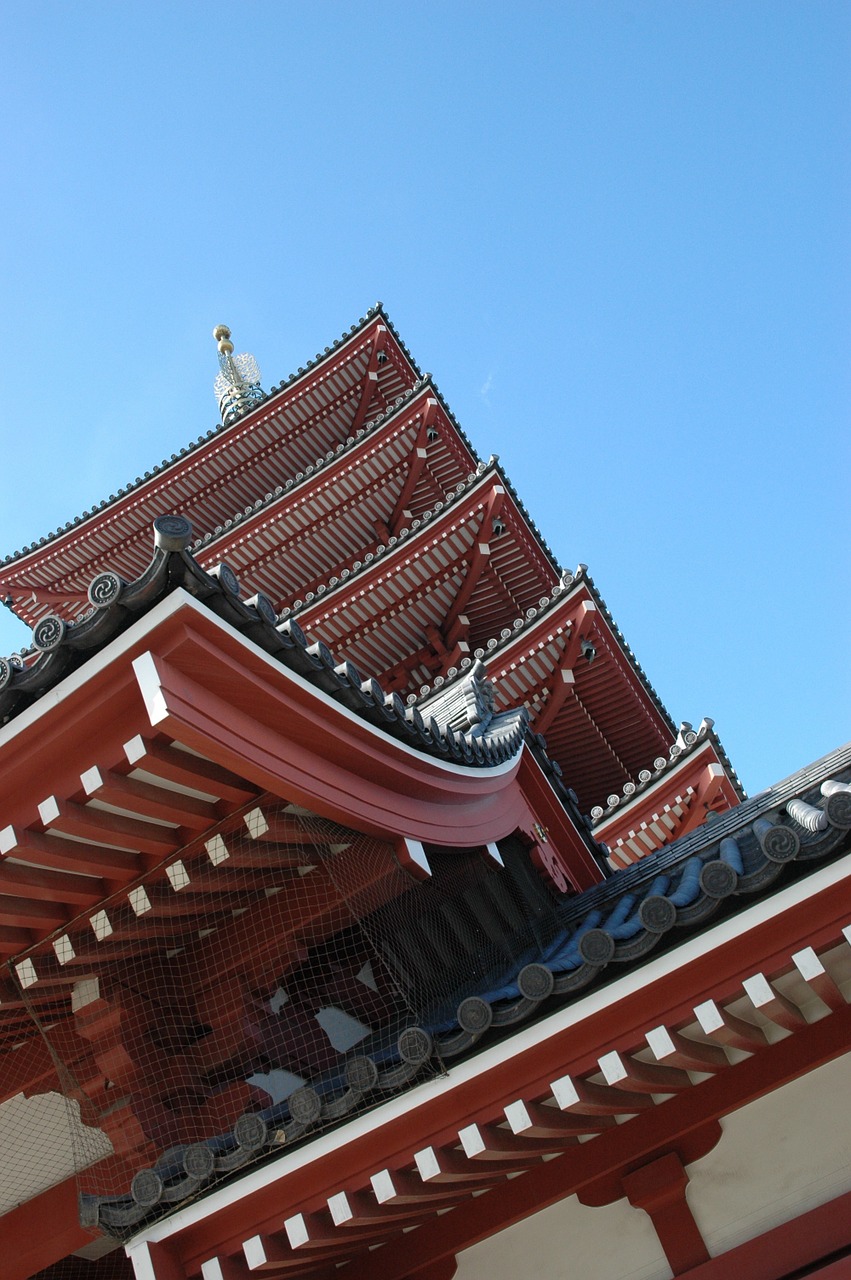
[0, 3, 847, 795]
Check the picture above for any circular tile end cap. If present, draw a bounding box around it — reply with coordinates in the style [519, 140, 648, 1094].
[130, 1168, 164, 1209]
[578, 928, 615, 966]
[153, 514, 193, 552]
[699, 860, 739, 899]
[517, 963, 555, 1000]
[457, 996, 493, 1035]
[398, 1026, 433, 1065]
[639, 895, 677, 933]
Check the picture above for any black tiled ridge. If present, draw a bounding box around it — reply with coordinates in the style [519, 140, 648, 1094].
[0, 516, 602, 862]
[2, 303, 416, 566]
[82, 742, 851, 1236]
[590, 718, 745, 825]
[563, 740, 851, 922]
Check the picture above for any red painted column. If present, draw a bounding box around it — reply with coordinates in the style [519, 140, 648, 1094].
[623, 1152, 710, 1275]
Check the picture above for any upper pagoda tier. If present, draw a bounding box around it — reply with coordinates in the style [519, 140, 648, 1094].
[288, 459, 561, 692]
[181, 378, 484, 615]
[0, 306, 421, 630]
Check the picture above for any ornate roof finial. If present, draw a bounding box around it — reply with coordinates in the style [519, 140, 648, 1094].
[212, 325, 265, 424]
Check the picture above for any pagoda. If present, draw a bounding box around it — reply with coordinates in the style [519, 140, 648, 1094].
[0, 308, 848, 1280]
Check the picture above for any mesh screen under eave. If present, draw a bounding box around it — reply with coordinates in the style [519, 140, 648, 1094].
[1, 801, 544, 1230]
[0, 804, 438, 1220]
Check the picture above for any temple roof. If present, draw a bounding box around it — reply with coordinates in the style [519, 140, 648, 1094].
[1, 501, 709, 822]
[286, 460, 562, 687]
[591, 717, 745, 866]
[0, 306, 420, 628]
[590, 718, 743, 826]
[0, 516, 533, 777]
[85, 739, 851, 1236]
[184, 377, 481, 610]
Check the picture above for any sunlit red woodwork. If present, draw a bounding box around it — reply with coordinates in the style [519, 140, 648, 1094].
[11, 308, 835, 1280]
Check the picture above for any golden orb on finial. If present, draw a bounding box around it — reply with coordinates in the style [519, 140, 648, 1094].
[213, 324, 234, 355]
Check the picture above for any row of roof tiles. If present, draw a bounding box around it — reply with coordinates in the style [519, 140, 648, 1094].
[589, 716, 744, 825]
[2, 491, 717, 821]
[0, 516, 598, 853]
[84, 742, 851, 1233]
[2, 432, 677, 759]
[3, 305, 452, 571]
[2, 304, 410, 565]
[172, 378, 562, 603]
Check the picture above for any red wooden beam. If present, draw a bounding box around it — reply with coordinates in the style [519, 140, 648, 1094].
[0, 893, 69, 929]
[0, 860, 105, 906]
[0, 825, 141, 878]
[38, 795, 180, 857]
[443, 490, 505, 646]
[338, 1006, 851, 1280]
[348, 327, 385, 436]
[0, 1176, 91, 1280]
[81, 766, 221, 830]
[0, 925, 37, 954]
[124, 736, 259, 805]
[388, 404, 436, 534]
[623, 1152, 709, 1274]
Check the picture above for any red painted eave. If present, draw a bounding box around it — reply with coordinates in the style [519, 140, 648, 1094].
[119, 853, 851, 1279]
[0, 592, 601, 950]
[594, 740, 742, 866]
[487, 584, 676, 807]
[0, 313, 417, 630]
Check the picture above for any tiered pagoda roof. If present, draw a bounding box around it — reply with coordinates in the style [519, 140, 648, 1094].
[0, 308, 849, 1280]
[0, 307, 419, 627]
[0, 307, 739, 828]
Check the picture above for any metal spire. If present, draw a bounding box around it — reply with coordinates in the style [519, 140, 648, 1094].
[212, 325, 265, 424]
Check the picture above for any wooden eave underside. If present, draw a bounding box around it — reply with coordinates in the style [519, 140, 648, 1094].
[1, 317, 417, 629]
[115, 855, 851, 1280]
[190, 388, 478, 613]
[485, 586, 676, 811]
[594, 741, 743, 867]
[0, 594, 599, 986]
[295, 471, 561, 695]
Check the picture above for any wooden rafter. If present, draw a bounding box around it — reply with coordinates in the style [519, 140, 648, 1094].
[106, 883, 851, 1280]
[348, 327, 386, 437]
[387, 401, 437, 533]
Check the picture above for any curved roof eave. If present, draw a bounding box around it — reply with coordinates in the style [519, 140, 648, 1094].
[0, 518, 527, 778]
[478, 567, 677, 741]
[1, 304, 417, 574]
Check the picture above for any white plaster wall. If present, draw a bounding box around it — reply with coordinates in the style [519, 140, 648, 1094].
[456, 1051, 851, 1279]
[687, 1049, 851, 1256]
[456, 1191, 671, 1280]
[0, 1091, 112, 1214]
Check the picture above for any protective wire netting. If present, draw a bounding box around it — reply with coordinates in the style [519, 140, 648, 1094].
[30, 1252, 134, 1280]
[0, 798, 549, 1241]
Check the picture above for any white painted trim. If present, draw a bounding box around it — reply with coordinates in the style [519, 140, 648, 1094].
[593, 741, 716, 835]
[126, 847, 851, 1249]
[0, 592, 193, 750]
[400, 838, 431, 875]
[127, 592, 522, 781]
[124, 1240, 158, 1280]
[133, 651, 170, 726]
[0, 589, 520, 783]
